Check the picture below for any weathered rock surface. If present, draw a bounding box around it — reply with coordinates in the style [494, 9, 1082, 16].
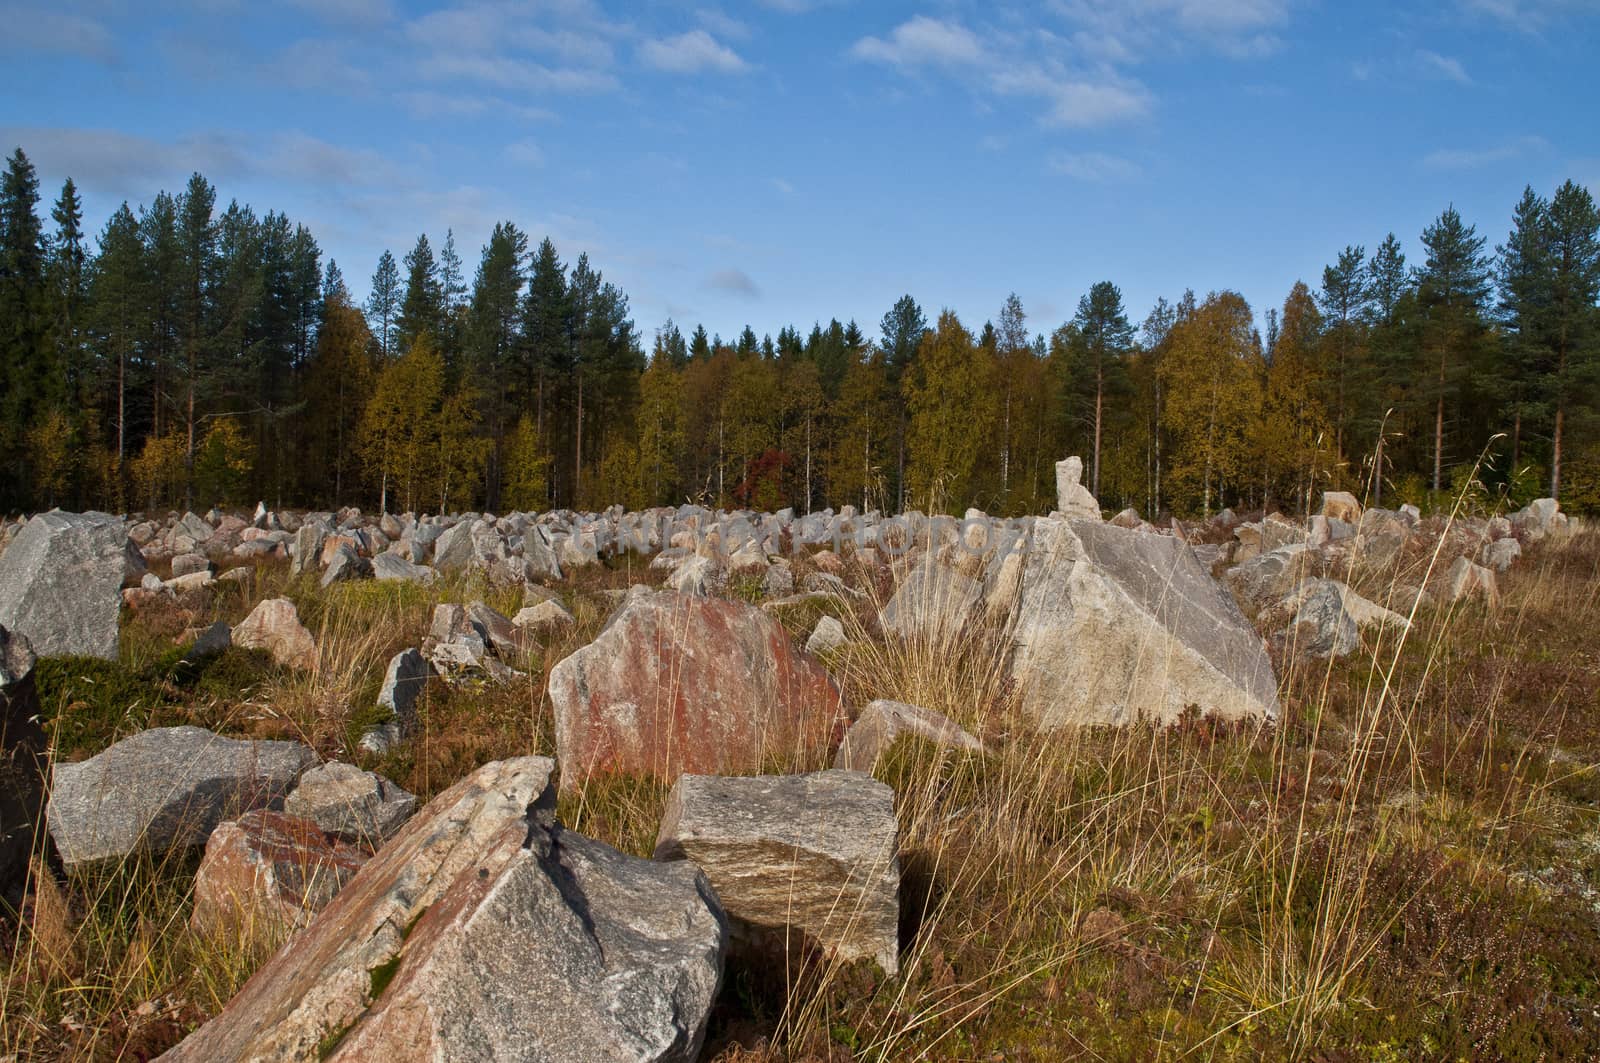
[0, 627, 46, 907]
[879, 561, 983, 643]
[371, 550, 436, 584]
[655, 769, 900, 974]
[233, 597, 319, 671]
[806, 614, 847, 655]
[47, 726, 314, 870]
[1479, 536, 1522, 573]
[1321, 490, 1363, 523]
[512, 597, 574, 632]
[1447, 555, 1500, 607]
[162, 757, 727, 1063]
[358, 648, 430, 755]
[1013, 519, 1279, 727]
[190, 810, 370, 935]
[834, 699, 983, 772]
[0, 511, 127, 660]
[549, 588, 844, 786]
[283, 762, 416, 847]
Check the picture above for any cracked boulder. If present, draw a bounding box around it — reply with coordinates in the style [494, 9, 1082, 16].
[161, 756, 727, 1063]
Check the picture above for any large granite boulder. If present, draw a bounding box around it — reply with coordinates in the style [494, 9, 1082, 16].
[0, 511, 128, 660]
[47, 726, 315, 870]
[190, 810, 370, 935]
[655, 769, 900, 974]
[371, 550, 436, 584]
[1013, 519, 1279, 727]
[549, 588, 844, 786]
[161, 757, 727, 1063]
[0, 626, 47, 906]
[233, 597, 319, 671]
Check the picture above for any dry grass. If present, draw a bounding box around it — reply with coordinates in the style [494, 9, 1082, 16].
[6, 520, 1600, 1060]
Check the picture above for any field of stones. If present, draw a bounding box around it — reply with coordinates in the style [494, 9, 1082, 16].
[1, 458, 1598, 1061]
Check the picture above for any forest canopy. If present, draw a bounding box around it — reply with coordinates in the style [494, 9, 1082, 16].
[2, 146, 1597, 518]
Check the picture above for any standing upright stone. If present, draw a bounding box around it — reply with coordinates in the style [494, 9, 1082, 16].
[1055, 456, 1101, 520]
[0, 511, 128, 660]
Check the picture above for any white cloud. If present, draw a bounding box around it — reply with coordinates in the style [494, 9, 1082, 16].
[993, 66, 1151, 127]
[285, 0, 393, 26]
[1422, 135, 1547, 169]
[771, 177, 796, 194]
[1049, 150, 1142, 181]
[0, 5, 117, 64]
[706, 268, 759, 297]
[505, 139, 545, 167]
[420, 53, 619, 93]
[696, 7, 749, 40]
[396, 92, 556, 123]
[852, 16, 985, 67]
[639, 30, 748, 74]
[1416, 49, 1472, 84]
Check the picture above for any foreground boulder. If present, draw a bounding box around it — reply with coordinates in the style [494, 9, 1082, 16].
[0, 626, 46, 906]
[834, 699, 983, 772]
[655, 769, 900, 975]
[0, 511, 127, 660]
[549, 588, 844, 786]
[190, 810, 369, 935]
[161, 757, 727, 1063]
[233, 598, 319, 671]
[48, 726, 314, 870]
[1013, 519, 1279, 727]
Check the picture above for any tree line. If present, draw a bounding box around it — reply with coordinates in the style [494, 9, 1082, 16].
[1, 145, 1597, 518]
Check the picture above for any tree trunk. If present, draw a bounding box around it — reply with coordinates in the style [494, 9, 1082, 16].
[1433, 351, 1446, 493]
[1552, 404, 1564, 500]
[1093, 361, 1104, 498]
[574, 369, 584, 505]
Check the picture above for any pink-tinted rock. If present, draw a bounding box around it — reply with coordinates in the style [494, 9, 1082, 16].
[190, 810, 369, 935]
[549, 588, 845, 787]
[233, 597, 319, 671]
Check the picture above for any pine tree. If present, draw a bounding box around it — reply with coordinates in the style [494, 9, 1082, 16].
[880, 294, 926, 509]
[176, 173, 217, 507]
[1541, 181, 1600, 499]
[366, 249, 401, 358]
[523, 237, 567, 446]
[1317, 245, 1368, 460]
[0, 148, 50, 500]
[1495, 187, 1550, 472]
[1072, 281, 1134, 498]
[396, 233, 442, 353]
[1416, 206, 1491, 492]
[89, 203, 143, 465]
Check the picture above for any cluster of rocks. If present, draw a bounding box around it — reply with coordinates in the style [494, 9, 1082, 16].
[33, 717, 909, 1062]
[0, 457, 1574, 1059]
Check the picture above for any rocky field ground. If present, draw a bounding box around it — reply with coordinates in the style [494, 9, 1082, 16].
[1, 465, 1598, 1061]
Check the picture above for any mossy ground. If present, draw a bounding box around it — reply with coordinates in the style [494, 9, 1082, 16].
[6, 531, 1600, 1060]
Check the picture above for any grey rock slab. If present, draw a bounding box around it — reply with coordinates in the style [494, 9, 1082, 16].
[47, 726, 315, 870]
[656, 769, 900, 975]
[371, 549, 436, 584]
[0, 511, 128, 660]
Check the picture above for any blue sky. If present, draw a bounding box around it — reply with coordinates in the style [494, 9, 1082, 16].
[3, 0, 1597, 345]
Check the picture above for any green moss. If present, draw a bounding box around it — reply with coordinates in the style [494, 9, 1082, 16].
[367, 952, 404, 1000]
